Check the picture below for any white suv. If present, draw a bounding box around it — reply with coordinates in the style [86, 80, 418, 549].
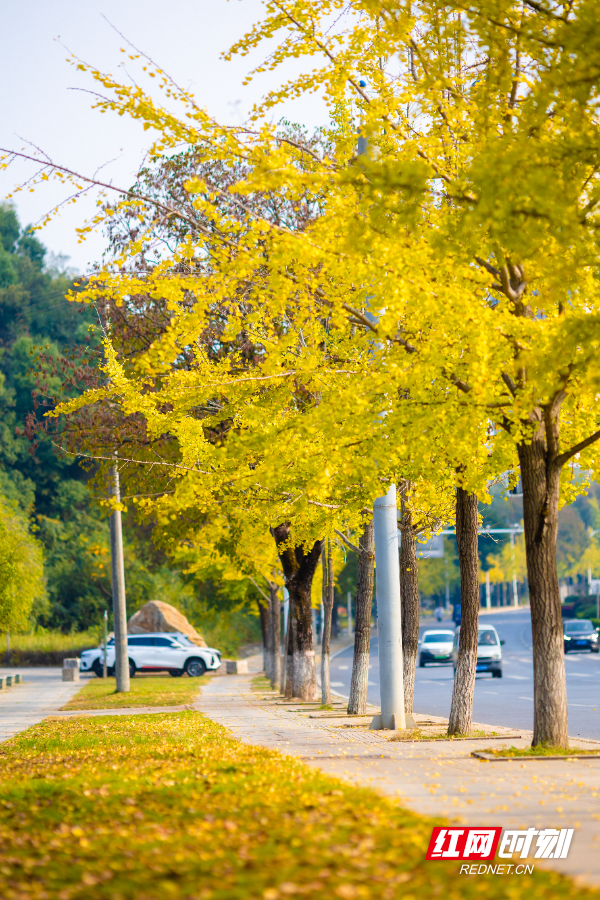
[79, 633, 222, 679]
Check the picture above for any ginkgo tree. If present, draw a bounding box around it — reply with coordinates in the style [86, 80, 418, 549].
[9, 0, 600, 749]
[215, 0, 600, 748]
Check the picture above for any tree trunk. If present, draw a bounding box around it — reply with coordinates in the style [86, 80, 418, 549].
[348, 518, 375, 715]
[257, 598, 270, 677]
[448, 487, 479, 736]
[399, 495, 420, 715]
[321, 541, 335, 706]
[271, 524, 322, 701]
[518, 434, 568, 747]
[268, 582, 281, 690]
[284, 595, 295, 698]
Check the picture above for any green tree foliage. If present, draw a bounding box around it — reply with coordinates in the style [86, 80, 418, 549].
[0, 496, 45, 631]
[0, 204, 264, 639]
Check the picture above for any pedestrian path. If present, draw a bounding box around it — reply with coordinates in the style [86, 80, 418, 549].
[197, 674, 600, 887]
[0, 667, 91, 742]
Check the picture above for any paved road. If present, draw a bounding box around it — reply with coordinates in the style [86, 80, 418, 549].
[329, 609, 600, 740]
[0, 667, 93, 743]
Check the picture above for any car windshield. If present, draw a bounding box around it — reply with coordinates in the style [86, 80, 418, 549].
[478, 630, 498, 646]
[423, 633, 453, 643]
[565, 621, 594, 634]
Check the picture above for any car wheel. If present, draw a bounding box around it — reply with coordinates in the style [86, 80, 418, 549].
[593, 647, 600, 653]
[92, 659, 104, 678]
[492, 669, 502, 678]
[128, 659, 136, 678]
[185, 658, 207, 678]
[169, 669, 184, 677]
[419, 655, 425, 668]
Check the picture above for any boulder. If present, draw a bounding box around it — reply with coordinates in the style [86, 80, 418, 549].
[128, 601, 207, 647]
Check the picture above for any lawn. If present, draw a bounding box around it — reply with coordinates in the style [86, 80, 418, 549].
[61, 675, 202, 710]
[0, 711, 596, 900]
[480, 745, 600, 758]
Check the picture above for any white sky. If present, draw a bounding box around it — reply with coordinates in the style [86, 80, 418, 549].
[0, 0, 327, 272]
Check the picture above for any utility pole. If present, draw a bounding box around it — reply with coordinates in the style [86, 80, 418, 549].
[347, 591, 352, 636]
[103, 608, 108, 679]
[510, 531, 519, 607]
[109, 464, 130, 693]
[370, 485, 409, 730]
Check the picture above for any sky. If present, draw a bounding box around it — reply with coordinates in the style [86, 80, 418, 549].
[0, 0, 326, 272]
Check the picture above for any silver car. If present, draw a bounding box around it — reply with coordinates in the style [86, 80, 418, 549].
[79, 632, 222, 679]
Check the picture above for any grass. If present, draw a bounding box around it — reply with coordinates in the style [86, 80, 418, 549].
[6, 629, 102, 666]
[481, 745, 600, 757]
[61, 674, 202, 710]
[389, 729, 500, 742]
[9, 629, 102, 652]
[0, 712, 596, 900]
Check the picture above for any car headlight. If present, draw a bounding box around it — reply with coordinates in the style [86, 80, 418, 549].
[564, 636, 571, 640]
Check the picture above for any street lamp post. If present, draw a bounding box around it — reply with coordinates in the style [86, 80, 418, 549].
[370, 485, 415, 730]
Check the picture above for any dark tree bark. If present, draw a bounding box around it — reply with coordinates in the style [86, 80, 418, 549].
[347, 518, 375, 715]
[448, 487, 479, 736]
[257, 598, 270, 677]
[518, 428, 568, 747]
[399, 494, 420, 715]
[321, 541, 335, 706]
[268, 582, 281, 690]
[271, 524, 322, 701]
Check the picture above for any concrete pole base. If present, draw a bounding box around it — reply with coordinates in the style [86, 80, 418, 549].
[369, 712, 416, 730]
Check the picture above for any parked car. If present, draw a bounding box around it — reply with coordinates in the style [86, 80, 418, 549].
[452, 623, 504, 678]
[563, 619, 600, 653]
[79, 633, 222, 678]
[418, 630, 455, 667]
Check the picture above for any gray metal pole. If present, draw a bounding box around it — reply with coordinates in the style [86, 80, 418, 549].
[103, 608, 108, 679]
[347, 591, 352, 636]
[109, 465, 130, 692]
[370, 484, 407, 730]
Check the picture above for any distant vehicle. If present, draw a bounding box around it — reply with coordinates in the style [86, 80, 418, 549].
[79, 633, 222, 678]
[418, 630, 455, 667]
[563, 619, 600, 654]
[452, 604, 461, 626]
[452, 623, 504, 678]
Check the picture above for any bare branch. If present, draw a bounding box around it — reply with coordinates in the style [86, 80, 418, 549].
[248, 575, 271, 604]
[502, 372, 517, 396]
[334, 529, 360, 554]
[555, 428, 600, 468]
[475, 256, 501, 278]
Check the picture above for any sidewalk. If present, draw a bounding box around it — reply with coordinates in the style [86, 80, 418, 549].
[0, 667, 94, 742]
[196, 673, 600, 887]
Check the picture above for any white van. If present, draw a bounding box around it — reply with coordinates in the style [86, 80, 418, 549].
[452, 623, 503, 678]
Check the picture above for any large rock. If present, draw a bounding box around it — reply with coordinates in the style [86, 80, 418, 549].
[128, 601, 207, 647]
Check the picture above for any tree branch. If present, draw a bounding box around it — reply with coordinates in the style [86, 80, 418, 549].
[248, 575, 271, 604]
[334, 529, 360, 554]
[555, 429, 600, 468]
